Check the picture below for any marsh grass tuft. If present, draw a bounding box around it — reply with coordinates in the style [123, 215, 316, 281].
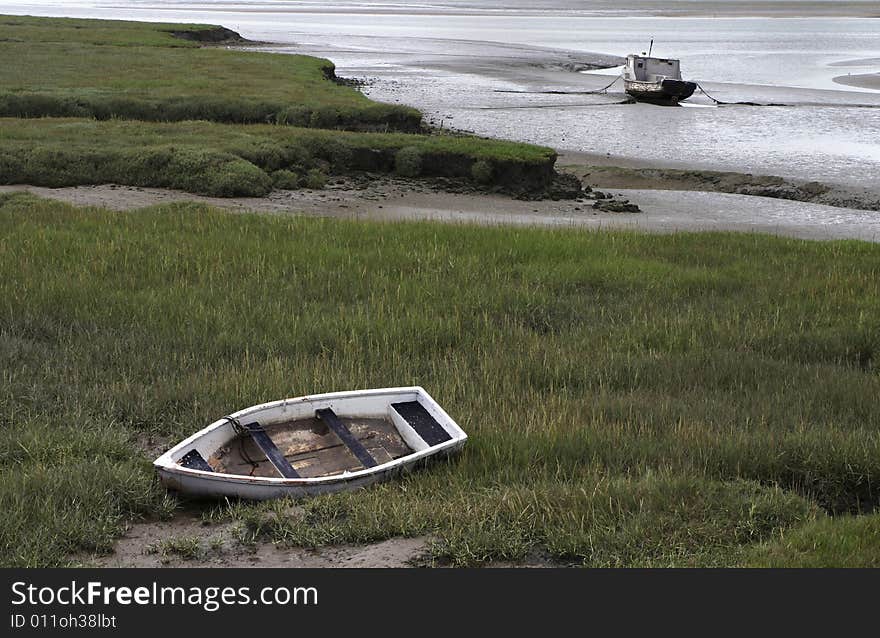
[145, 536, 205, 562]
[744, 514, 880, 567]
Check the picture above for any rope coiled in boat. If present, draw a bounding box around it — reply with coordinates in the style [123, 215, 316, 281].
[222, 415, 262, 474]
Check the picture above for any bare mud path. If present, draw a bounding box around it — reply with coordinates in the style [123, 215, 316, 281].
[79, 514, 431, 568]
[4, 176, 877, 242]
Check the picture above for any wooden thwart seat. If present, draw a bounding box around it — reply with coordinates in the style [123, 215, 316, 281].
[391, 401, 452, 446]
[241, 421, 301, 479]
[316, 408, 378, 469]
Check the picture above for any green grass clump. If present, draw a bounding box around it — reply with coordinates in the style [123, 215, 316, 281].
[394, 146, 423, 177]
[2, 193, 879, 566]
[271, 169, 302, 190]
[146, 536, 205, 562]
[2, 145, 271, 197]
[471, 159, 494, 184]
[302, 168, 328, 190]
[744, 515, 880, 567]
[0, 15, 421, 131]
[0, 15, 559, 197]
[0, 118, 557, 195]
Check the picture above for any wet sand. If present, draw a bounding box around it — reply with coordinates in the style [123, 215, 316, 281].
[558, 153, 880, 211]
[834, 73, 880, 90]
[349, 50, 880, 188]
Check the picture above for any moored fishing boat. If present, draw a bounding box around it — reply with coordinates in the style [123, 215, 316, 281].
[154, 386, 467, 500]
[623, 53, 696, 105]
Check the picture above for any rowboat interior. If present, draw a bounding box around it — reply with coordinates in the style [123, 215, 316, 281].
[212, 415, 411, 478]
[178, 399, 454, 480]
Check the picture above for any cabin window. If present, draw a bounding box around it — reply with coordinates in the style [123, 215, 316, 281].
[637, 62, 643, 68]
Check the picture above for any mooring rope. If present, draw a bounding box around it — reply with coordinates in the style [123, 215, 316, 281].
[494, 73, 623, 96]
[478, 98, 634, 110]
[694, 82, 725, 104]
[591, 73, 624, 94]
[695, 82, 790, 107]
[496, 77, 880, 109]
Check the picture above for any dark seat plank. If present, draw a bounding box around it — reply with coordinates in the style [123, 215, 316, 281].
[242, 421, 301, 479]
[315, 408, 378, 469]
[391, 401, 452, 446]
[180, 449, 214, 472]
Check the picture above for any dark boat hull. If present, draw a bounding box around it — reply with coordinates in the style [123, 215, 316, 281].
[624, 78, 697, 106]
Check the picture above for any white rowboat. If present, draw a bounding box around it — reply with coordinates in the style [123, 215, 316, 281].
[154, 387, 467, 500]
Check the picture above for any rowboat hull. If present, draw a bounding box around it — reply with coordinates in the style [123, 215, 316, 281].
[153, 387, 467, 500]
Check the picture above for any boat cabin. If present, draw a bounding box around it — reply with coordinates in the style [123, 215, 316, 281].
[624, 55, 683, 83]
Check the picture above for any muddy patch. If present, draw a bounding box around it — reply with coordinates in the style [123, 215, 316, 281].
[79, 514, 432, 568]
[134, 432, 174, 461]
[559, 160, 880, 212]
[168, 26, 255, 46]
[5, 171, 879, 242]
[0, 174, 622, 223]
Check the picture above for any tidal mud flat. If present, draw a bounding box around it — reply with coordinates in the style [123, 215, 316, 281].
[3, 1, 879, 236]
[5, 174, 879, 242]
[243, 8, 880, 239]
[559, 154, 880, 212]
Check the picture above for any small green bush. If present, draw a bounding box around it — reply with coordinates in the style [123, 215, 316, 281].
[274, 106, 312, 127]
[744, 514, 880, 567]
[471, 159, 494, 184]
[303, 168, 327, 190]
[197, 156, 271, 197]
[272, 170, 301, 190]
[119, 147, 271, 197]
[300, 135, 354, 171]
[5, 145, 272, 197]
[395, 146, 423, 177]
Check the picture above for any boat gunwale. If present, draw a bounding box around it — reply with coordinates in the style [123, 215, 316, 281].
[153, 386, 466, 486]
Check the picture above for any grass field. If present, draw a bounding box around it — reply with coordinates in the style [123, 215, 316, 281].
[0, 15, 420, 130]
[2, 192, 878, 567]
